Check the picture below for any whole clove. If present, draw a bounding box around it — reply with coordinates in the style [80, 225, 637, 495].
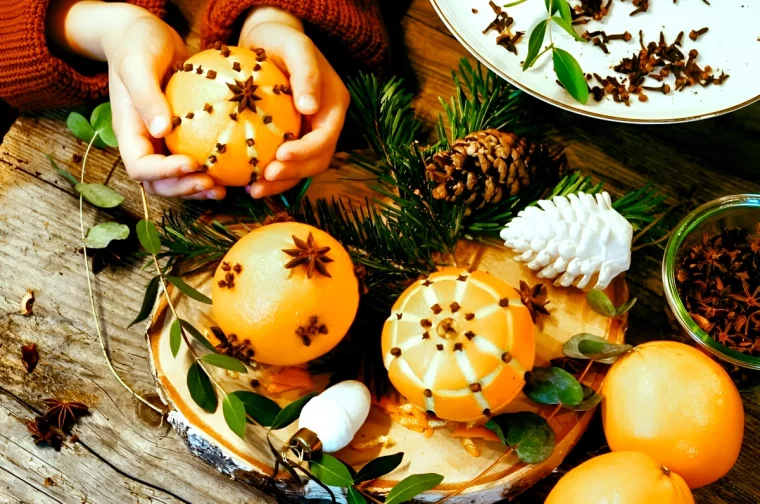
[689, 27, 709, 41]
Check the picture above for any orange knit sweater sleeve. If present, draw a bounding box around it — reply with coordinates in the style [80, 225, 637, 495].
[0, 0, 166, 110]
[202, 0, 389, 74]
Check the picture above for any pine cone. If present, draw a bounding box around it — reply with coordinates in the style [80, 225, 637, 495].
[426, 129, 562, 211]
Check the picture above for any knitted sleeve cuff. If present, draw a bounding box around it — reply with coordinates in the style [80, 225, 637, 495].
[201, 0, 389, 75]
[0, 0, 165, 110]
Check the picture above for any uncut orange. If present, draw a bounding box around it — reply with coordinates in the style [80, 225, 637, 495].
[602, 340, 744, 489]
[546, 451, 693, 504]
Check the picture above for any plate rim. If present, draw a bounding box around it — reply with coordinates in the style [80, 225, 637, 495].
[429, 0, 760, 125]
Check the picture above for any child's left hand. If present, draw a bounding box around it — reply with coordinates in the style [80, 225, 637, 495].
[239, 6, 350, 198]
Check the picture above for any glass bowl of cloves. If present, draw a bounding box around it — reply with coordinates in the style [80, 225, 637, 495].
[663, 194, 760, 369]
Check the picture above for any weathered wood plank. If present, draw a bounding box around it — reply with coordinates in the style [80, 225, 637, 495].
[0, 163, 272, 504]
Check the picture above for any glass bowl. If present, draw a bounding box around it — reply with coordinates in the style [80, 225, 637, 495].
[662, 194, 760, 369]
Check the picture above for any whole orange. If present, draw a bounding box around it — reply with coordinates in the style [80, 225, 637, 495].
[165, 46, 300, 186]
[211, 222, 359, 366]
[602, 341, 744, 489]
[546, 451, 694, 504]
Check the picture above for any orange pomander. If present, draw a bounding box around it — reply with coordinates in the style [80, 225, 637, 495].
[211, 222, 359, 366]
[165, 44, 301, 187]
[381, 268, 535, 423]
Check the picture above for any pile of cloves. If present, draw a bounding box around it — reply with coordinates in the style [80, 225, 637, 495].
[483, 1, 523, 55]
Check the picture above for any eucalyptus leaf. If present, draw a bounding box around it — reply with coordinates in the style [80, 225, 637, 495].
[48, 155, 79, 186]
[524, 366, 584, 406]
[136, 219, 162, 255]
[66, 111, 100, 146]
[384, 473, 444, 504]
[485, 419, 506, 445]
[170, 319, 182, 357]
[577, 338, 633, 361]
[523, 19, 548, 71]
[180, 320, 217, 352]
[129, 276, 160, 327]
[222, 393, 247, 439]
[347, 486, 367, 504]
[310, 454, 353, 487]
[499, 412, 556, 464]
[615, 297, 638, 316]
[552, 47, 589, 104]
[586, 289, 617, 316]
[75, 183, 124, 208]
[83, 222, 129, 249]
[565, 385, 603, 411]
[353, 452, 404, 483]
[544, 0, 559, 14]
[552, 17, 586, 43]
[270, 392, 317, 430]
[563, 333, 631, 363]
[187, 361, 217, 413]
[90, 103, 118, 148]
[556, 0, 573, 23]
[166, 276, 212, 304]
[200, 353, 248, 373]
[229, 391, 281, 427]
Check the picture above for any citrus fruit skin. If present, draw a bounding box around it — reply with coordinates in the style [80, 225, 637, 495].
[211, 222, 359, 366]
[381, 267, 535, 423]
[165, 46, 300, 186]
[546, 451, 694, 504]
[602, 340, 744, 489]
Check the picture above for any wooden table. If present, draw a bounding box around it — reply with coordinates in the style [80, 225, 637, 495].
[1, 0, 759, 502]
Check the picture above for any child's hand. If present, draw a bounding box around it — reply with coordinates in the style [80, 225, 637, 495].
[239, 7, 350, 198]
[102, 11, 225, 200]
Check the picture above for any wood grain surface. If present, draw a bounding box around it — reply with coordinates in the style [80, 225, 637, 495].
[1, 0, 759, 502]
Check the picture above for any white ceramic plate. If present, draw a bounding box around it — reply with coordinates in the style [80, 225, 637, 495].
[431, 0, 760, 123]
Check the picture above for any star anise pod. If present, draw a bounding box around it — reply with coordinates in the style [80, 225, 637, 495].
[282, 233, 334, 279]
[42, 399, 89, 431]
[27, 416, 62, 451]
[515, 280, 550, 323]
[226, 76, 261, 113]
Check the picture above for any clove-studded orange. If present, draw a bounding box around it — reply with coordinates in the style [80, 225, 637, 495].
[381, 268, 535, 423]
[211, 222, 360, 367]
[165, 45, 301, 187]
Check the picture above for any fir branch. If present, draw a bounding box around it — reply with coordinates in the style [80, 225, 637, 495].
[346, 73, 422, 166]
[436, 59, 525, 148]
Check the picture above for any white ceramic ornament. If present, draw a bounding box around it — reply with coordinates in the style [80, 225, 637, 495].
[297, 380, 371, 453]
[500, 192, 632, 290]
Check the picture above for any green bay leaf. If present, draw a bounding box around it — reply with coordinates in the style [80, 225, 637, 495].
[310, 454, 353, 487]
[353, 452, 404, 483]
[586, 289, 617, 316]
[384, 473, 444, 504]
[347, 486, 367, 504]
[552, 47, 589, 104]
[83, 222, 129, 249]
[222, 392, 247, 439]
[565, 385, 603, 411]
[270, 392, 317, 430]
[187, 361, 217, 413]
[179, 320, 217, 352]
[229, 391, 281, 427]
[166, 276, 212, 304]
[129, 275, 160, 328]
[170, 318, 182, 357]
[552, 16, 586, 43]
[523, 19, 549, 71]
[563, 333, 632, 363]
[200, 353, 248, 373]
[556, 0, 573, 23]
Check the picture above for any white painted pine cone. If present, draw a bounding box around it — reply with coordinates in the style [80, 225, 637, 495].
[298, 380, 371, 453]
[500, 192, 632, 290]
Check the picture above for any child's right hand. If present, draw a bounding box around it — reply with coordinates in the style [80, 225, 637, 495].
[101, 9, 226, 200]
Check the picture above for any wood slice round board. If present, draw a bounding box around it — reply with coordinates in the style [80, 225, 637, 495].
[146, 162, 629, 503]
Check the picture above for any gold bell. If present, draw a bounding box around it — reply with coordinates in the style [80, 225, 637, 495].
[288, 428, 323, 461]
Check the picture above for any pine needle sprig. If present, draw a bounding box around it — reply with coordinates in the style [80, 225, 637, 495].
[346, 73, 422, 167]
[436, 59, 525, 148]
